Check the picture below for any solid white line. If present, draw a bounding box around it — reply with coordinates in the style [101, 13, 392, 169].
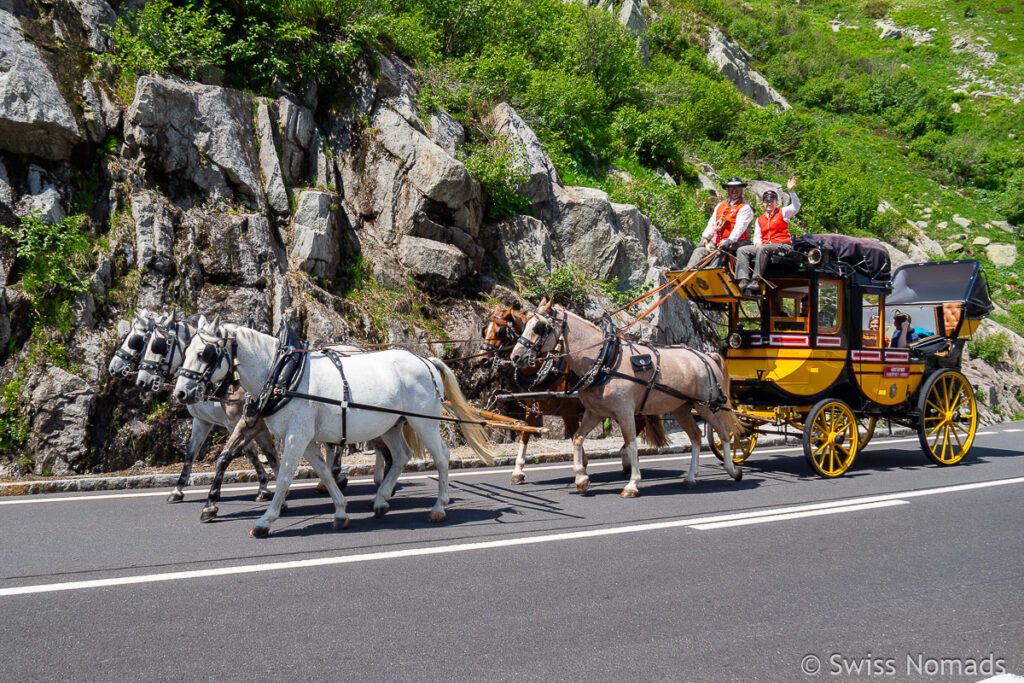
[0, 431, 1004, 506]
[690, 500, 907, 529]
[3, 476, 1022, 598]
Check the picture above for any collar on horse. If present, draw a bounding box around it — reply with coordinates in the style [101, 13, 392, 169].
[245, 323, 308, 422]
[567, 315, 620, 393]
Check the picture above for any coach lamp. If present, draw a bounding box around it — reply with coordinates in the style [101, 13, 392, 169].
[728, 331, 745, 349]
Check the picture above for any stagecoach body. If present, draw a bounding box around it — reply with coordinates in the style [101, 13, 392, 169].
[668, 237, 992, 478]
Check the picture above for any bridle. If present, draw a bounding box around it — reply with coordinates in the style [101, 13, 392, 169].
[113, 321, 154, 375]
[480, 311, 524, 354]
[139, 321, 192, 389]
[515, 310, 564, 366]
[175, 331, 235, 398]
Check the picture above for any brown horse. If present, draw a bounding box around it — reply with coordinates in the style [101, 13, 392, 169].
[482, 305, 668, 485]
[509, 299, 743, 497]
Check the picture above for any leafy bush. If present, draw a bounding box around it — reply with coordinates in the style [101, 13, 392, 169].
[606, 173, 708, 242]
[107, 0, 232, 80]
[730, 106, 811, 168]
[612, 106, 683, 169]
[520, 264, 589, 308]
[458, 134, 531, 220]
[1002, 168, 1024, 226]
[800, 164, 881, 236]
[969, 332, 1011, 365]
[861, 1, 889, 19]
[0, 380, 28, 452]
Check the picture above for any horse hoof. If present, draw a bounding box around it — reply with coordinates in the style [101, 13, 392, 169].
[620, 488, 638, 498]
[373, 504, 389, 519]
[510, 473, 526, 485]
[199, 506, 218, 523]
[683, 479, 697, 489]
[166, 491, 184, 504]
[576, 479, 590, 494]
[250, 526, 270, 538]
[254, 490, 272, 503]
[732, 469, 743, 482]
[314, 482, 327, 494]
[427, 511, 445, 523]
[332, 516, 350, 530]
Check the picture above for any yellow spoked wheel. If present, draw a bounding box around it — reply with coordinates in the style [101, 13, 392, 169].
[858, 417, 878, 450]
[918, 370, 977, 466]
[802, 399, 859, 478]
[706, 421, 759, 463]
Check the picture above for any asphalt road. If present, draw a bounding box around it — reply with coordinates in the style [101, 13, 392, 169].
[2, 422, 1023, 682]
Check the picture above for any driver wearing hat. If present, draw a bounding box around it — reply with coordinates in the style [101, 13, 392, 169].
[685, 176, 753, 269]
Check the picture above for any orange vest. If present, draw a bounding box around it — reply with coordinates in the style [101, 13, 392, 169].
[757, 209, 791, 244]
[714, 201, 750, 242]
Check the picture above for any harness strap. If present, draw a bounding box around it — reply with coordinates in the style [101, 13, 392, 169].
[637, 345, 661, 414]
[323, 348, 350, 446]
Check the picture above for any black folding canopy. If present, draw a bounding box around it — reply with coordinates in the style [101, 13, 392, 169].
[886, 260, 993, 317]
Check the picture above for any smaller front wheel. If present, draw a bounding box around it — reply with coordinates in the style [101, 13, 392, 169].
[706, 421, 758, 463]
[803, 399, 859, 478]
[918, 370, 977, 466]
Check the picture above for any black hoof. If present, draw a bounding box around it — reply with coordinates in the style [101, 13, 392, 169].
[683, 480, 697, 489]
[199, 506, 218, 523]
[733, 469, 743, 481]
[166, 491, 184, 504]
[250, 526, 269, 538]
[254, 490, 272, 502]
[373, 504, 389, 519]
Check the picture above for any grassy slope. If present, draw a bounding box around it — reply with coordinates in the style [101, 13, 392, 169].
[698, 0, 1024, 330]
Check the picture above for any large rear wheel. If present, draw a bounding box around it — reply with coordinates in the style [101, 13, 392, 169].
[918, 370, 976, 466]
[858, 417, 878, 450]
[803, 399, 859, 478]
[706, 421, 758, 463]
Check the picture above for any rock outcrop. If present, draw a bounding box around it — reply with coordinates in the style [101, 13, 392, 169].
[707, 27, 791, 110]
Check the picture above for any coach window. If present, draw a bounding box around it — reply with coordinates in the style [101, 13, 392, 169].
[818, 280, 842, 335]
[861, 294, 883, 348]
[735, 298, 761, 331]
[769, 280, 810, 333]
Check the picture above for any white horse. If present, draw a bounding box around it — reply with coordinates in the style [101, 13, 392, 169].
[172, 318, 495, 536]
[108, 310, 157, 378]
[132, 311, 281, 508]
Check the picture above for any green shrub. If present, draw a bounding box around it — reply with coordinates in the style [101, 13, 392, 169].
[0, 380, 28, 452]
[969, 332, 1011, 365]
[861, 0, 889, 19]
[1002, 168, 1024, 226]
[800, 164, 880, 236]
[0, 213, 91, 299]
[612, 106, 683, 169]
[730, 106, 811, 168]
[520, 264, 589, 308]
[106, 0, 232, 80]
[458, 134, 531, 220]
[606, 174, 708, 242]
[523, 67, 611, 158]
[646, 14, 689, 59]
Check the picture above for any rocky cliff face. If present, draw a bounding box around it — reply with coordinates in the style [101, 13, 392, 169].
[0, 3, 698, 476]
[0, 2, 1020, 477]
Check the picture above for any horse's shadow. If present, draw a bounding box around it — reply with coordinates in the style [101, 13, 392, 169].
[564, 463, 763, 497]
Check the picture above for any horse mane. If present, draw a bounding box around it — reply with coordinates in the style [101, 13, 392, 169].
[553, 305, 602, 331]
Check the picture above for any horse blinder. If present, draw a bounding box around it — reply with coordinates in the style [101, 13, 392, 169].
[150, 336, 169, 356]
[127, 334, 145, 351]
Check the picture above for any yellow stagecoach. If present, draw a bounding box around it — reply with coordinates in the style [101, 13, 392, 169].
[668, 234, 993, 478]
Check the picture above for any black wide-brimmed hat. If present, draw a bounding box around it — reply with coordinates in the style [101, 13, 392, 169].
[723, 176, 747, 187]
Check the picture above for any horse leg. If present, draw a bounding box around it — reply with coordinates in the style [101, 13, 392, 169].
[301, 443, 350, 530]
[702, 406, 743, 481]
[510, 411, 540, 485]
[617, 411, 641, 498]
[572, 410, 603, 494]
[404, 417, 450, 522]
[252, 431, 316, 538]
[563, 414, 583, 467]
[331, 445, 348, 491]
[372, 424, 414, 519]
[168, 417, 213, 503]
[674, 406, 703, 488]
[201, 419, 261, 522]
[243, 445, 272, 502]
[252, 427, 279, 502]
[373, 443, 394, 486]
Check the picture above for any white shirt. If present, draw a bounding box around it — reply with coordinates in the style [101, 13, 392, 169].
[701, 199, 754, 245]
[750, 191, 801, 246]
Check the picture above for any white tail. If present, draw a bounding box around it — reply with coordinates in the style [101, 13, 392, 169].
[428, 358, 495, 465]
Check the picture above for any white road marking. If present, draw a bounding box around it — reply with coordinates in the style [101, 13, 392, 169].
[1, 476, 1021, 598]
[690, 500, 908, 530]
[1, 432, 1001, 505]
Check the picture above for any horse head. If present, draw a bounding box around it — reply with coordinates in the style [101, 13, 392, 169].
[173, 315, 231, 404]
[480, 305, 527, 361]
[109, 309, 156, 378]
[510, 298, 560, 368]
[136, 311, 194, 392]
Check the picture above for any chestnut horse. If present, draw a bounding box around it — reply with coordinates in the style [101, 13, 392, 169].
[482, 305, 668, 485]
[510, 299, 743, 497]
